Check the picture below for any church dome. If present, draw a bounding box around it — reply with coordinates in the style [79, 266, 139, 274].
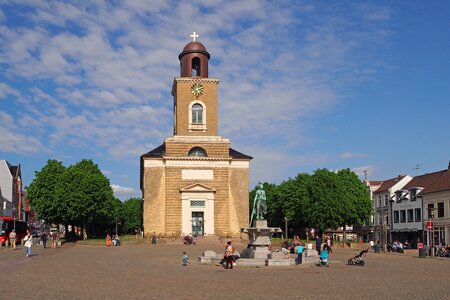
[179, 42, 211, 60]
[183, 41, 207, 52]
[179, 41, 210, 77]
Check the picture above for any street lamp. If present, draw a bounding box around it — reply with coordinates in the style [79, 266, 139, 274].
[428, 207, 435, 258]
[12, 207, 17, 231]
[284, 217, 288, 240]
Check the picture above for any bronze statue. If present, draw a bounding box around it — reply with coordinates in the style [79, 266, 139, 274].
[250, 183, 267, 226]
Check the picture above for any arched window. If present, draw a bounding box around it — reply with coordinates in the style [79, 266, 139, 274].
[192, 57, 200, 76]
[192, 104, 203, 124]
[188, 147, 207, 157]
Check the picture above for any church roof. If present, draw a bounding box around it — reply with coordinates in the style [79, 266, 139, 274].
[140, 144, 252, 190]
[179, 41, 210, 60]
[182, 41, 207, 52]
[229, 148, 253, 160]
[141, 144, 252, 160]
[141, 144, 165, 158]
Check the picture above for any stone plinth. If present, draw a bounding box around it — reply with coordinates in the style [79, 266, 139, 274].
[198, 219, 283, 267]
[240, 219, 282, 260]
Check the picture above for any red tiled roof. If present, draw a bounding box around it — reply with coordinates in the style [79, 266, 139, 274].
[369, 180, 383, 186]
[401, 169, 446, 192]
[374, 175, 407, 193]
[420, 169, 450, 194]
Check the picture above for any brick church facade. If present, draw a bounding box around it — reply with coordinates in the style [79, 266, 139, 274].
[141, 38, 252, 237]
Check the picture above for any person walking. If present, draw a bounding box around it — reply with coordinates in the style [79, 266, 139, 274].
[40, 232, 48, 249]
[315, 235, 322, 255]
[24, 230, 32, 257]
[182, 251, 189, 266]
[9, 229, 16, 250]
[51, 231, 58, 248]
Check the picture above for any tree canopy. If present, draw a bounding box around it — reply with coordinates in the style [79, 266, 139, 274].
[121, 197, 143, 233]
[27, 159, 66, 224]
[27, 159, 118, 237]
[250, 168, 371, 235]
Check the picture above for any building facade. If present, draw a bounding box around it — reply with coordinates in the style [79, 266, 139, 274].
[140, 38, 252, 238]
[0, 160, 23, 219]
[420, 163, 450, 246]
[359, 179, 382, 242]
[390, 174, 436, 247]
[372, 175, 412, 245]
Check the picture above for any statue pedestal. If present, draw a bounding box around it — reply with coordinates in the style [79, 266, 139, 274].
[240, 219, 282, 259]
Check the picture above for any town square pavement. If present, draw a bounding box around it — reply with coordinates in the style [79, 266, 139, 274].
[0, 240, 449, 299]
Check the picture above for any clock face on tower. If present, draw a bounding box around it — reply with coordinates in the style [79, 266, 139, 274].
[191, 83, 204, 97]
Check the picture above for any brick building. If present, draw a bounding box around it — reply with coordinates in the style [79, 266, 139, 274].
[140, 37, 252, 238]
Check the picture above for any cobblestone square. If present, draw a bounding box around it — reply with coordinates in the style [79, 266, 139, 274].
[1, 241, 449, 299]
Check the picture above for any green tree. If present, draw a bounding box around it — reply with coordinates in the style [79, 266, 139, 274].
[336, 168, 372, 238]
[278, 173, 311, 226]
[122, 197, 142, 233]
[26, 159, 66, 224]
[54, 159, 114, 237]
[304, 169, 345, 234]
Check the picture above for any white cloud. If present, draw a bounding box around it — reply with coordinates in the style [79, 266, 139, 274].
[0, 82, 21, 99]
[101, 170, 111, 175]
[340, 152, 367, 159]
[111, 184, 136, 195]
[0, 127, 45, 154]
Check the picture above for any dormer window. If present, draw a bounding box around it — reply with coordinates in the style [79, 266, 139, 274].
[409, 187, 423, 202]
[395, 190, 409, 203]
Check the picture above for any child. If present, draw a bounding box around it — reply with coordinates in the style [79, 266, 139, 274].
[182, 251, 189, 266]
[319, 248, 329, 267]
[296, 243, 305, 265]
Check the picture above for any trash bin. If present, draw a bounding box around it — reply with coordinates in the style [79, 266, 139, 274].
[374, 244, 381, 253]
[418, 248, 426, 258]
[151, 236, 157, 244]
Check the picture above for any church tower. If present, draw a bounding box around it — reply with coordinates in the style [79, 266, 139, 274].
[141, 34, 252, 238]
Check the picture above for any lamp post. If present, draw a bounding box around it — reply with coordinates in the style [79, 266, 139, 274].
[12, 207, 17, 231]
[384, 214, 388, 253]
[428, 207, 435, 258]
[284, 217, 288, 240]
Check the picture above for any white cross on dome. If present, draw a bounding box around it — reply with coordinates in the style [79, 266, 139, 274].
[190, 32, 199, 42]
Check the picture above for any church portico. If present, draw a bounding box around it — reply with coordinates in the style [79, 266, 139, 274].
[141, 34, 252, 238]
[180, 184, 215, 236]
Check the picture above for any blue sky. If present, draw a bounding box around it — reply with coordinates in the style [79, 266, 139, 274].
[1, 1, 449, 200]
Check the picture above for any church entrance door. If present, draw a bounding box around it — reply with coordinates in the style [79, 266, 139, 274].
[192, 212, 204, 236]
